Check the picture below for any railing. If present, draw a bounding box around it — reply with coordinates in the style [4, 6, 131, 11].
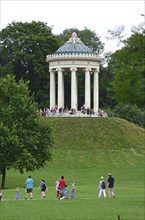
[46, 53, 101, 60]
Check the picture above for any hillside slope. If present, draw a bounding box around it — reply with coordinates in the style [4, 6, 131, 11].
[49, 117, 144, 152]
[45, 117, 145, 170]
[5, 117, 145, 188]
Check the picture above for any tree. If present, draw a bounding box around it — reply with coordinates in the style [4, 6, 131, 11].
[111, 103, 145, 128]
[106, 25, 126, 47]
[99, 64, 115, 108]
[0, 21, 60, 108]
[0, 74, 53, 188]
[108, 29, 145, 108]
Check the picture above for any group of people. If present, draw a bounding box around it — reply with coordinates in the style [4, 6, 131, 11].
[98, 173, 115, 199]
[14, 175, 75, 200]
[98, 108, 108, 117]
[55, 176, 75, 200]
[13, 176, 47, 200]
[80, 105, 95, 115]
[0, 174, 115, 201]
[38, 105, 108, 117]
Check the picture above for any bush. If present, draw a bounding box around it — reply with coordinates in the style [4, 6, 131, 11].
[106, 104, 145, 128]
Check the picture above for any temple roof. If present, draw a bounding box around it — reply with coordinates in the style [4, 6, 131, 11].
[55, 32, 92, 54]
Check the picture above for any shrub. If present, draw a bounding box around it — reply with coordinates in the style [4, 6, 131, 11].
[106, 104, 145, 128]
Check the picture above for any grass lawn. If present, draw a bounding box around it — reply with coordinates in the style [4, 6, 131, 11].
[0, 117, 144, 220]
[1, 155, 144, 220]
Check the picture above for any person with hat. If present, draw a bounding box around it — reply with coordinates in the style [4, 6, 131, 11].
[108, 173, 115, 198]
[98, 176, 106, 199]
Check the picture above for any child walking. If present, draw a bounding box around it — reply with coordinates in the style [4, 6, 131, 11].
[15, 187, 20, 200]
[70, 182, 75, 199]
[63, 185, 68, 199]
[39, 180, 47, 199]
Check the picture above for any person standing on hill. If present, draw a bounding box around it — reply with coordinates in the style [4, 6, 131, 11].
[25, 175, 34, 200]
[98, 176, 106, 199]
[108, 173, 115, 198]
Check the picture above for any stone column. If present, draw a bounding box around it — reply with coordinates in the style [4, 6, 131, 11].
[85, 68, 91, 109]
[93, 68, 99, 113]
[49, 68, 56, 109]
[70, 67, 78, 110]
[57, 68, 64, 109]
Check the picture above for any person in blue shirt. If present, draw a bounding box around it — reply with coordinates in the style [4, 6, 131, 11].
[25, 176, 34, 199]
[64, 185, 68, 199]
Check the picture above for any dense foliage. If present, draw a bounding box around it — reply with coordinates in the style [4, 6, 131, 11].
[108, 30, 145, 108]
[106, 103, 145, 128]
[0, 75, 53, 187]
[0, 21, 60, 108]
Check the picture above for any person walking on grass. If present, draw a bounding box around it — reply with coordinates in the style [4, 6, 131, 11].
[64, 185, 68, 199]
[25, 175, 34, 200]
[108, 173, 115, 198]
[55, 179, 60, 199]
[39, 180, 47, 199]
[98, 176, 106, 199]
[59, 176, 66, 196]
[15, 187, 20, 200]
[70, 182, 75, 199]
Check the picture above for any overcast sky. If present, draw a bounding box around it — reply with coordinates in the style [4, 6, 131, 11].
[1, 0, 145, 52]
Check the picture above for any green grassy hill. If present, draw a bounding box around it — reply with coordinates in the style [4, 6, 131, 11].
[2, 117, 145, 220]
[5, 117, 144, 188]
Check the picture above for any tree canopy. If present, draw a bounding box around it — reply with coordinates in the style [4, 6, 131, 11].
[107, 29, 145, 108]
[0, 21, 60, 108]
[0, 74, 53, 187]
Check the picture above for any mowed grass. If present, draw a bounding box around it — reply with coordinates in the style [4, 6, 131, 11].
[0, 117, 144, 220]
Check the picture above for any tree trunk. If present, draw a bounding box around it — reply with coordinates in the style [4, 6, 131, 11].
[1, 165, 6, 189]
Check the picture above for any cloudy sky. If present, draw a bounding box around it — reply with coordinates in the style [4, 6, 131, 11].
[1, 0, 144, 52]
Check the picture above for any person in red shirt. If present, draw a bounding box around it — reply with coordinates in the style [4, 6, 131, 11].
[59, 176, 66, 191]
[59, 176, 66, 199]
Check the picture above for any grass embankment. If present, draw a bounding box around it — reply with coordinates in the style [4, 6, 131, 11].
[1, 117, 145, 220]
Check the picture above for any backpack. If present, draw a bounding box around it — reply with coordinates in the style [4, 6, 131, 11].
[101, 181, 106, 189]
[42, 182, 46, 190]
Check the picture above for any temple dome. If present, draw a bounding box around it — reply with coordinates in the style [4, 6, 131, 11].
[55, 32, 92, 54]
